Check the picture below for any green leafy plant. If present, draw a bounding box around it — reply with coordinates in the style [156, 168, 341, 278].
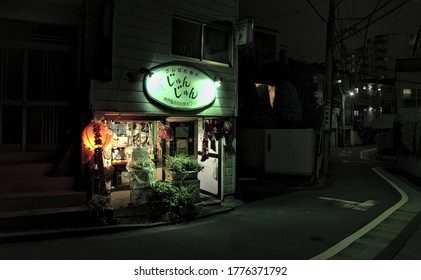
[88, 194, 113, 224]
[88, 194, 111, 213]
[165, 154, 204, 174]
[145, 181, 178, 221]
[146, 181, 178, 207]
[145, 180, 203, 221]
[174, 185, 201, 207]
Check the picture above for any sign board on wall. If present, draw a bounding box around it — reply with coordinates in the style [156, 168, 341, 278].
[144, 63, 217, 111]
[235, 17, 254, 45]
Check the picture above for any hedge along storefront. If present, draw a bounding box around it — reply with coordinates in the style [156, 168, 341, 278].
[87, 0, 238, 207]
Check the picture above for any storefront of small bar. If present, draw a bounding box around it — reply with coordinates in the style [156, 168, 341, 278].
[85, 0, 239, 221]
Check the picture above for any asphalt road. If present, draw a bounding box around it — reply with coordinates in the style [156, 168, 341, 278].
[0, 146, 411, 260]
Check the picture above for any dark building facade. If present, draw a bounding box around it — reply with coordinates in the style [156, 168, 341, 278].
[0, 0, 238, 219]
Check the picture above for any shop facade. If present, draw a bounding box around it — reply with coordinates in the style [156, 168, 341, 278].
[87, 0, 239, 205]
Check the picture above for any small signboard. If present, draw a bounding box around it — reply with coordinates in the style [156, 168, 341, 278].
[235, 17, 254, 45]
[144, 63, 217, 111]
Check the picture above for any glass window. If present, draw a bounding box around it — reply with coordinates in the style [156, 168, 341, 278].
[172, 17, 231, 65]
[0, 48, 24, 100]
[402, 88, 417, 108]
[254, 32, 276, 63]
[171, 18, 201, 59]
[203, 26, 230, 64]
[2, 105, 22, 144]
[28, 50, 76, 102]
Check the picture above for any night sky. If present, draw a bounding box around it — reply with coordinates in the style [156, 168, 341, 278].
[240, 0, 421, 63]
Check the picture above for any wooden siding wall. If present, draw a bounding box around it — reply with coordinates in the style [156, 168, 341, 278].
[91, 0, 238, 117]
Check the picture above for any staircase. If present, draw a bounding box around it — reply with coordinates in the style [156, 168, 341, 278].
[0, 152, 90, 232]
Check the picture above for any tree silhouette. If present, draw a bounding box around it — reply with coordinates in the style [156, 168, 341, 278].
[273, 82, 302, 127]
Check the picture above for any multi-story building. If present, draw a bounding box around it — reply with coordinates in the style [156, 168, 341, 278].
[396, 58, 421, 113]
[340, 32, 420, 145]
[0, 0, 239, 225]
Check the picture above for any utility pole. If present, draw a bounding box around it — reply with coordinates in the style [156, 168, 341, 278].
[322, 0, 335, 171]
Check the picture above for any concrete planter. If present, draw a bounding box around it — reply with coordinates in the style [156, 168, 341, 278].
[165, 171, 198, 181]
[178, 202, 203, 218]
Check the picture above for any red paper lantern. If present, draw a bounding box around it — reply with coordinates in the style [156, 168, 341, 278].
[81, 122, 113, 163]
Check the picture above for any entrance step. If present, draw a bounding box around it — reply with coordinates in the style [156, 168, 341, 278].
[200, 193, 222, 206]
[0, 191, 90, 232]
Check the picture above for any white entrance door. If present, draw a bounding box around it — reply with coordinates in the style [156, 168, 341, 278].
[197, 119, 219, 196]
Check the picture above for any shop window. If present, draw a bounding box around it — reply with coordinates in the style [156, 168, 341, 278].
[172, 17, 231, 65]
[106, 120, 165, 187]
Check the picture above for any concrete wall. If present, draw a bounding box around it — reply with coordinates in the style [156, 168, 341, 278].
[265, 129, 315, 175]
[237, 128, 316, 176]
[398, 153, 421, 179]
[377, 132, 394, 154]
[237, 129, 266, 171]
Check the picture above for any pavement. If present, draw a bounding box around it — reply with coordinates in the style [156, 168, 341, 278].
[1, 145, 421, 260]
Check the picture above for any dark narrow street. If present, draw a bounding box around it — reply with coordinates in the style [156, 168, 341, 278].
[1, 146, 419, 260]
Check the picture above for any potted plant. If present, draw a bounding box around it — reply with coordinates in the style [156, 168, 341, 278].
[174, 184, 203, 218]
[88, 194, 115, 225]
[165, 153, 204, 181]
[176, 186, 203, 218]
[145, 180, 178, 221]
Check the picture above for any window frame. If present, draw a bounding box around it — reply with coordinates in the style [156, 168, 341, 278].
[171, 16, 233, 67]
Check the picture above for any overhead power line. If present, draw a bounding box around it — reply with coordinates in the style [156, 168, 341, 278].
[335, 0, 411, 45]
[341, 0, 395, 35]
[257, 0, 327, 24]
[306, 0, 328, 23]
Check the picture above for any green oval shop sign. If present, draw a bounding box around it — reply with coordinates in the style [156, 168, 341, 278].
[144, 63, 217, 111]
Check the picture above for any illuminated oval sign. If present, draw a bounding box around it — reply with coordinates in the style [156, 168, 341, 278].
[144, 63, 217, 111]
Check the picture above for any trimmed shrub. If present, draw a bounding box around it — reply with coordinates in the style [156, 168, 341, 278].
[394, 112, 421, 156]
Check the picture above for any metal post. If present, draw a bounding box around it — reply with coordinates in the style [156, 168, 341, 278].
[94, 148, 106, 195]
[323, 0, 335, 170]
[342, 94, 346, 147]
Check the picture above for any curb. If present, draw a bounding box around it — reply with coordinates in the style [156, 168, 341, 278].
[0, 206, 235, 244]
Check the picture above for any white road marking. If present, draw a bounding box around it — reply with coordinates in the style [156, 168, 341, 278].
[311, 167, 409, 260]
[318, 197, 378, 211]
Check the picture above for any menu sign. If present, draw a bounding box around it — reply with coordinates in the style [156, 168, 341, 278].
[144, 63, 217, 111]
